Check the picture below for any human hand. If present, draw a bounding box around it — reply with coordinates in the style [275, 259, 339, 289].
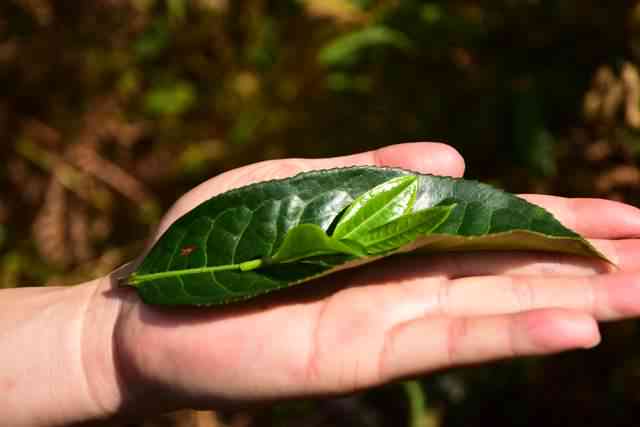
[92, 142, 640, 418]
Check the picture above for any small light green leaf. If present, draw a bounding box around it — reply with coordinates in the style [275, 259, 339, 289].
[352, 204, 455, 255]
[270, 223, 364, 263]
[333, 175, 417, 240]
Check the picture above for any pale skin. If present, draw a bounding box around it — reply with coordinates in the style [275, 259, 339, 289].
[3, 142, 640, 426]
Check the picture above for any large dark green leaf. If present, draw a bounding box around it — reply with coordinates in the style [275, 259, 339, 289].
[127, 167, 607, 306]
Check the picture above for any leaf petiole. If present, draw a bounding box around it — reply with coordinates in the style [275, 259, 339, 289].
[128, 258, 264, 286]
[239, 259, 263, 271]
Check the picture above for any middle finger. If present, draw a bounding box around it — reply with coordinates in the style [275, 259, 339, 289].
[433, 271, 640, 322]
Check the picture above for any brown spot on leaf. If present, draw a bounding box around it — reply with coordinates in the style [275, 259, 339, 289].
[180, 245, 197, 256]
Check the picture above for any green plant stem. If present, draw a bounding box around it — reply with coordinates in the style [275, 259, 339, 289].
[403, 380, 427, 427]
[128, 259, 264, 285]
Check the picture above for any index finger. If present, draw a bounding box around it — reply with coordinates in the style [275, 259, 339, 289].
[195, 142, 463, 199]
[520, 195, 640, 239]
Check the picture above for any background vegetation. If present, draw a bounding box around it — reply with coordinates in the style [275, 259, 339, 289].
[2, 1, 640, 426]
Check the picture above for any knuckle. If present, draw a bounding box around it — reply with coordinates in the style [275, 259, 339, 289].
[510, 277, 535, 312]
[446, 317, 468, 364]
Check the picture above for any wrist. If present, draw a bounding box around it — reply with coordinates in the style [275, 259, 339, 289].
[0, 272, 135, 426]
[78, 275, 130, 423]
[82, 265, 184, 423]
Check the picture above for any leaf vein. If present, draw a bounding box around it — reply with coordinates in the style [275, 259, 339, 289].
[231, 209, 255, 264]
[200, 216, 216, 267]
[165, 228, 188, 271]
[211, 271, 241, 296]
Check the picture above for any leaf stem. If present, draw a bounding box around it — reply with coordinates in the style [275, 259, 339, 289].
[403, 380, 427, 427]
[127, 259, 264, 286]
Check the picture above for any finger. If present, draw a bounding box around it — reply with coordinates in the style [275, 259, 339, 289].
[378, 309, 599, 381]
[434, 271, 640, 321]
[195, 142, 463, 200]
[587, 238, 640, 272]
[395, 238, 639, 278]
[341, 253, 640, 323]
[409, 249, 609, 278]
[347, 239, 640, 296]
[520, 195, 640, 239]
[306, 142, 465, 177]
[159, 143, 464, 237]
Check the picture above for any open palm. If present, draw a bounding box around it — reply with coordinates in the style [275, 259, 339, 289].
[110, 143, 640, 412]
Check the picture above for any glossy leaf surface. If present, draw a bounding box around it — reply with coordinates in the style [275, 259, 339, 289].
[128, 167, 607, 306]
[332, 175, 418, 240]
[270, 224, 363, 262]
[351, 204, 456, 255]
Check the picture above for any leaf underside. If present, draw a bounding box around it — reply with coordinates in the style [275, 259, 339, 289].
[129, 167, 607, 306]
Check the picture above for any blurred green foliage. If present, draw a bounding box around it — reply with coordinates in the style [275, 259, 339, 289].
[2, 0, 640, 426]
[144, 80, 197, 116]
[318, 25, 413, 67]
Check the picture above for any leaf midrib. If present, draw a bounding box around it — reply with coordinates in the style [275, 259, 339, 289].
[129, 259, 264, 285]
[340, 190, 410, 239]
